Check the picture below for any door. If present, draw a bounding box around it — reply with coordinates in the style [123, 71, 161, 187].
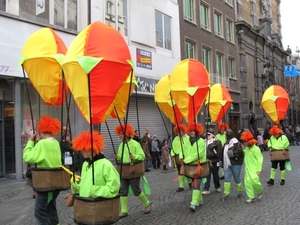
[229, 116, 238, 138]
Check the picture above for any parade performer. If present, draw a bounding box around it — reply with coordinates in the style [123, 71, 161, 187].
[240, 131, 263, 203]
[23, 116, 62, 225]
[183, 122, 206, 212]
[170, 124, 192, 192]
[71, 130, 120, 198]
[267, 125, 290, 186]
[202, 128, 222, 194]
[115, 123, 151, 218]
[216, 123, 229, 179]
[221, 129, 244, 200]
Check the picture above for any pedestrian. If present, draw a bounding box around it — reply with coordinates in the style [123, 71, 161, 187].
[170, 124, 192, 192]
[167, 134, 172, 153]
[295, 124, 300, 146]
[133, 130, 140, 143]
[71, 130, 120, 198]
[267, 125, 290, 186]
[151, 135, 161, 169]
[115, 123, 151, 218]
[142, 139, 151, 172]
[216, 123, 229, 179]
[183, 122, 206, 212]
[23, 116, 62, 225]
[202, 128, 222, 195]
[240, 131, 263, 203]
[161, 139, 170, 170]
[220, 129, 244, 201]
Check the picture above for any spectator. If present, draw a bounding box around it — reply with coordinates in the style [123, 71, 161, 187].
[151, 135, 161, 169]
[161, 139, 170, 170]
[142, 139, 151, 172]
[133, 130, 140, 143]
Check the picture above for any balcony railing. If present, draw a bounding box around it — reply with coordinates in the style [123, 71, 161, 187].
[209, 73, 230, 88]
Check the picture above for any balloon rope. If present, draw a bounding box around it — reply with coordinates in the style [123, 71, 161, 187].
[135, 86, 141, 139]
[22, 66, 35, 134]
[105, 121, 116, 154]
[169, 91, 184, 159]
[191, 96, 199, 160]
[87, 73, 95, 185]
[156, 103, 170, 137]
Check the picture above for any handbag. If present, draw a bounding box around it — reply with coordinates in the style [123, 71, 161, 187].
[25, 165, 32, 178]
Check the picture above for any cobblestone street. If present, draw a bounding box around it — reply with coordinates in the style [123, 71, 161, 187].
[1, 146, 300, 225]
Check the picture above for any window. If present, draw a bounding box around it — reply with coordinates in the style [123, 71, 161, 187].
[226, 19, 234, 42]
[202, 47, 211, 73]
[225, 0, 233, 6]
[156, 11, 172, 50]
[228, 58, 235, 78]
[200, 3, 209, 29]
[183, 0, 194, 22]
[54, 0, 77, 30]
[105, 0, 128, 36]
[216, 53, 223, 76]
[214, 12, 222, 36]
[0, 0, 5, 11]
[185, 40, 196, 59]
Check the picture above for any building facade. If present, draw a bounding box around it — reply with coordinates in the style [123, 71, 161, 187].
[0, 0, 181, 179]
[236, 0, 288, 133]
[178, 0, 241, 136]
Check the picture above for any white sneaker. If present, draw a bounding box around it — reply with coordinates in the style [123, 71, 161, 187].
[246, 198, 255, 203]
[202, 190, 210, 195]
[196, 201, 203, 207]
[257, 192, 263, 200]
[216, 188, 221, 193]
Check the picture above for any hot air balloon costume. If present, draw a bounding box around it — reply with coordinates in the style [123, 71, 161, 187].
[115, 124, 151, 218]
[182, 122, 208, 212]
[71, 131, 121, 224]
[240, 131, 263, 203]
[266, 126, 290, 186]
[23, 116, 63, 225]
[170, 124, 192, 192]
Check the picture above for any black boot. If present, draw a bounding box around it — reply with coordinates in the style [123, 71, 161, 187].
[280, 179, 285, 185]
[267, 179, 274, 186]
[163, 165, 168, 170]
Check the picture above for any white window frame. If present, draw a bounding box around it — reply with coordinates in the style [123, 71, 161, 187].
[200, 2, 210, 30]
[226, 18, 234, 43]
[214, 11, 223, 37]
[185, 40, 196, 59]
[228, 57, 235, 78]
[53, 0, 78, 30]
[183, 0, 194, 22]
[202, 46, 211, 73]
[225, 0, 233, 6]
[155, 11, 172, 50]
[216, 52, 224, 76]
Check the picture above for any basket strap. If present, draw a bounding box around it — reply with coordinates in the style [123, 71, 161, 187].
[59, 165, 81, 182]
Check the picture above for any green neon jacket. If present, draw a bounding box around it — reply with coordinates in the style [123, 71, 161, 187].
[183, 137, 207, 164]
[170, 135, 190, 157]
[267, 135, 289, 150]
[216, 133, 226, 147]
[72, 156, 120, 198]
[116, 139, 145, 163]
[243, 144, 263, 175]
[23, 138, 61, 168]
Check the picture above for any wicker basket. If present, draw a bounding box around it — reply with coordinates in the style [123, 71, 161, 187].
[174, 154, 181, 166]
[183, 161, 210, 179]
[116, 161, 144, 179]
[74, 195, 120, 225]
[270, 150, 290, 161]
[31, 168, 70, 192]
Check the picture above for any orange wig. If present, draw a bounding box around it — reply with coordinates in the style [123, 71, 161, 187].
[218, 123, 229, 131]
[72, 131, 104, 154]
[37, 116, 61, 135]
[173, 124, 187, 135]
[115, 123, 134, 137]
[187, 122, 204, 135]
[240, 131, 257, 146]
[269, 125, 282, 135]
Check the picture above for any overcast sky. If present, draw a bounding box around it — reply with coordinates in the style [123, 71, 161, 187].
[281, 0, 299, 54]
